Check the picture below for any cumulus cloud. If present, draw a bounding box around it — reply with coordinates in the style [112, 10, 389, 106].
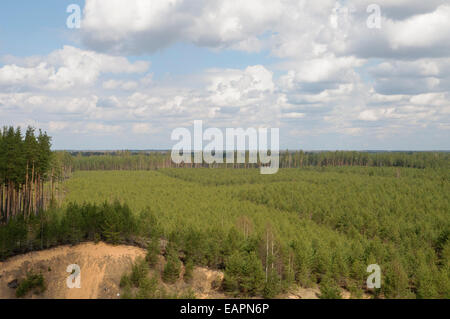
[281, 112, 305, 119]
[343, 4, 450, 59]
[278, 55, 365, 94]
[386, 5, 450, 52]
[0, 46, 149, 90]
[0, 92, 98, 114]
[103, 79, 139, 91]
[81, 0, 283, 54]
[132, 123, 158, 134]
[358, 108, 395, 121]
[370, 58, 450, 94]
[79, 0, 450, 61]
[352, 0, 448, 20]
[206, 65, 275, 107]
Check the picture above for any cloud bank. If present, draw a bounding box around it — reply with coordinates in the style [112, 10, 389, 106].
[0, 0, 448, 149]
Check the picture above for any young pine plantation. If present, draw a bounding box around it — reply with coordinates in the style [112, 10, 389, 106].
[0, 127, 449, 299]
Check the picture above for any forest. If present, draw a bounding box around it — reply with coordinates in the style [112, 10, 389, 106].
[0, 127, 52, 223]
[68, 149, 449, 171]
[0, 126, 449, 299]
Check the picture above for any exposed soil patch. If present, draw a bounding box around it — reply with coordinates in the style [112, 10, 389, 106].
[0, 242, 228, 299]
[0, 242, 145, 299]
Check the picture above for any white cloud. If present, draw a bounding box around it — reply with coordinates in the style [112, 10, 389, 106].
[81, 0, 284, 54]
[281, 112, 305, 119]
[206, 65, 275, 107]
[0, 93, 101, 119]
[343, 4, 450, 59]
[48, 121, 69, 132]
[103, 79, 139, 91]
[0, 46, 149, 90]
[132, 123, 157, 134]
[83, 123, 123, 134]
[370, 58, 450, 94]
[79, 0, 450, 62]
[387, 5, 450, 51]
[278, 55, 364, 94]
[410, 93, 449, 106]
[358, 109, 395, 121]
[352, 0, 448, 20]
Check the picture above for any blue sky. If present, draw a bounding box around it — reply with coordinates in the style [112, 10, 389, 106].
[0, 1, 82, 56]
[0, 0, 449, 150]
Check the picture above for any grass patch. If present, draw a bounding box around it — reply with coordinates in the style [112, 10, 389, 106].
[16, 272, 46, 298]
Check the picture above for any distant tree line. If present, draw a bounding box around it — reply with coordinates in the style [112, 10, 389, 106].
[279, 150, 449, 169]
[68, 150, 449, 171]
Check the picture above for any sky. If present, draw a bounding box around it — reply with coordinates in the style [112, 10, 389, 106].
[0, 0, 449, 150]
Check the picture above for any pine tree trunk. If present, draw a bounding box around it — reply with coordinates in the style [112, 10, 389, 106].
[6, 182, 10, 222]
[0, 184, 3, 223]
[34, 173, 37, 215]
[30, 163, 35, 216]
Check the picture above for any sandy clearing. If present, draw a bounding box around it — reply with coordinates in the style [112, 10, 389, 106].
[0, 242, 146, 299]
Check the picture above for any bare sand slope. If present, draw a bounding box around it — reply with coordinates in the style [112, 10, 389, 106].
[0, 242, 146, 299]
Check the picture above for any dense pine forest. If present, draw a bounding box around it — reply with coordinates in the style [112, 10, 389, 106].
[0, 127, 74, 224]
[0, 126, 449, 299]
[0, 127, 52, 223]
